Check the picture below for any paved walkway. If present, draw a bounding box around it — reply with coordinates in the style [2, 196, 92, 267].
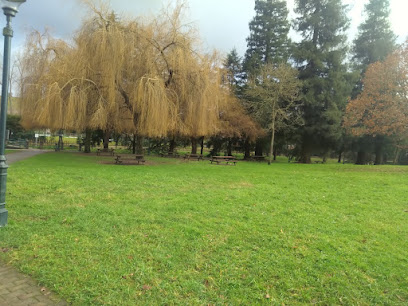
[5, 149, 51, 164]
[1, 149, 67, 306]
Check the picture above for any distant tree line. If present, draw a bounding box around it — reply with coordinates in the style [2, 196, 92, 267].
[226, 0, 406, 164]
[17, 0, 407, 164]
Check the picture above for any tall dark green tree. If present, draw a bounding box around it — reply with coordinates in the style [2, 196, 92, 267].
[353, 0, 396, 72]
[351, 0, 396, 164]
[243, 0, 291, 74]
[293, 0, 351, 163]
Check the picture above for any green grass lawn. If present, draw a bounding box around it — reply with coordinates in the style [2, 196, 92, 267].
[0, 153, 407, 304]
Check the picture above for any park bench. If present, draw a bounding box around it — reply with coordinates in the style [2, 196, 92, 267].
[160, 151, 179, 158]
[97, 148, 115, 156]
[114, 154, 145, 165]
[184, 153, 203, 161]
[251, 155, 266, 162]
[210, 156, 237, 166]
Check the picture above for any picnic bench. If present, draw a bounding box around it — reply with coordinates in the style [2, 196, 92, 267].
[184, 154, 204, 161]
[251, 155, 266, 162]
[160, 151, 179, 158]
[210, 156, 237, 166]
[97, 148, 115, 156]
[314, 160, 325, 164]
[114, 154, 145, 165]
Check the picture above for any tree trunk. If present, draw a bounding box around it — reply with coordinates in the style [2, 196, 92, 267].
[58, 131, 63, 151]
[244, 138, 251, 160]
[132, 134, 136, 154]
[169, 137, 176, 153]
[374, 143, 383, 165]
[103, 130, 110, 150]
[393, 148, 401, 165]
[191, 137, 198, 154]
[115, 135, 120, 147]
[200, 137, 204, 155]
[268, 122, 275, 165]
[299, 142, 312, 164]
[227, 139, 232, 156]
[374, 150, 383, 165]
[255, 139, 263, 156]
[356, 151, 368, 165]
[84, 129, 91, 153]
[136, 136, 143, 154]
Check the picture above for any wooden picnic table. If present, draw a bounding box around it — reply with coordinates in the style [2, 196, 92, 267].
[210, 156, 237, 165]
[184, 153, 203, 161]
[160, 152, 179, 158]
[115, 154, 145, 165]
[251, 155, 266, 162]
[97, 148, 115, 156]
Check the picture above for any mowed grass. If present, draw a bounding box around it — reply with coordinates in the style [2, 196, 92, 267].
[0, 152, 407, 305]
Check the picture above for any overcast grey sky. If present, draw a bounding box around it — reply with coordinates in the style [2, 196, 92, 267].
[7, 0, 408, 58]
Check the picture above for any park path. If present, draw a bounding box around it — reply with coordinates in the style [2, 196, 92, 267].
[1, 149, 67, 306]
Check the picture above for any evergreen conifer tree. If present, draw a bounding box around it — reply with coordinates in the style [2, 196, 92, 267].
[224, 48, 243, 90]
[243, 0, 291, 75]
[293, 0, 351, 163]
[353, 0, 396, 71]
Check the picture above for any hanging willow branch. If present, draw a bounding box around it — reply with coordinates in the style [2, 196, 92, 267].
[19, 1, 255, 139]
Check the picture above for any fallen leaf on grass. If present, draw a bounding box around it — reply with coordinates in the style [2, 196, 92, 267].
[142, 285, 152, 291]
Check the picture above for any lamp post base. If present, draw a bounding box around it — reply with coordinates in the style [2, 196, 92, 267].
[0, 155, 8, 227]
[0, 207, 7, 227]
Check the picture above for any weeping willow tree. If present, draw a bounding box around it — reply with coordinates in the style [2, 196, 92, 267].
[20, 2, 242, 150]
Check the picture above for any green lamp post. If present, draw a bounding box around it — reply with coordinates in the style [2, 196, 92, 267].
[0, 0, 26, 227]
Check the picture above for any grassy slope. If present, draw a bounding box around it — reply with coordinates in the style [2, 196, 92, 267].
[0, 153, 407, 305]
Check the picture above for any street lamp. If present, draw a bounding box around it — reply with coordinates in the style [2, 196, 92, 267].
[0, 0, 25, 227]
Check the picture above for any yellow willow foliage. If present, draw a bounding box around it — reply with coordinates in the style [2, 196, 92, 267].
[218, 95, 264, 141]
[132, 77, 176, 137]
[20, 2, 240, 138]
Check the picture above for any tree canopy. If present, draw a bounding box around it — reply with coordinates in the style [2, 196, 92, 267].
[352, 0, 396, 71]
[344, 43, 408, 140]
[293, 0, 352, 163]
[244, 63, 301, 163]
[20, 2, 248, 139]
[244, 0, 291, 74]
